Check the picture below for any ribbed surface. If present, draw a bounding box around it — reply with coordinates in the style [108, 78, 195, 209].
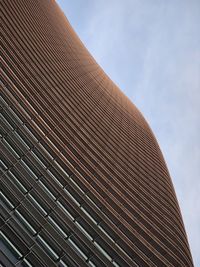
[0, 1, 193, 266]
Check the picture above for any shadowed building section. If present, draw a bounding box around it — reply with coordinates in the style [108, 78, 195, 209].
[0, 0, 193, 266]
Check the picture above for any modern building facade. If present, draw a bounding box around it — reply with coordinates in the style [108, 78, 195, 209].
[0, 1, 193, 266]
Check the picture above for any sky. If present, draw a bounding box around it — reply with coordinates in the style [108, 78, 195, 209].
[56, 1, 200, 265]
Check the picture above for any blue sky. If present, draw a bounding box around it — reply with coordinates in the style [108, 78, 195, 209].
[57, 1, 200, 265]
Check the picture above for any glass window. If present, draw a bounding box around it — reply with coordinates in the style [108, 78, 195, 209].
[38, 180, 56, 201]
[70, 177, 85, 194]
[0, 113, 13, 136]
[47, 169, 63, 188]
[81, 206, 97, 225]
[0, 190, 15, 210]
[75, 221, 93, 241]
[98, 222, 117, 242]
[22, 258, 33, 267]
[18, 128, 34, 150]
[93, 241, 112, 261]
[85, 194, 100, 210]
[8, 107, 24, 125]
[39, 142, 54, 161]
[54, 160, 71, 178]
[28, 193, 48, 216]
[59, 259, 69, 267]
[113, 261, 120, 267]
[89, 256, 104, 267]
[0, 95, 9, 107]
[0, 158, 9, 171]
[17, 205, 40, 234]
[23, 124, 38, 143]
[3, 138, 20, 159]
[37, 234, 59, 261]
[58, 256, 77, 267]
[68, 237, 88, 261]
[88, 260, 97, 267]
[45, 136, 58, 152]
[5, 135, 24, 158]
[98, 225, 114, 242]
[0, 230, 23, 263]
[8, 170, 28, 194]
[1, 109, 19, 129]
[15, 210, 37, 235]
[57, 200, 75, 221]
[80, 206, 99, 225]
[15, 131, 30, 150]
[48, 216, 69, 239]
[63, 188, 80, 207]
[21, 159, 39, 181]
[31, 119, 46, 137]
[31, 150, 46, 169]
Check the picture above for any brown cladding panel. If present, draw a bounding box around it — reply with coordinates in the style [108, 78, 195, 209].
[0, 0, 193, 266]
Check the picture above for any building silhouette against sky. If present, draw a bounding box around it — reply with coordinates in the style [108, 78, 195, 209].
[0, 1, 193, 266]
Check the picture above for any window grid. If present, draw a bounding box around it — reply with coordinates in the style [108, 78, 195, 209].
[0, 230, 23, 260]
[1, 89, 151, 266]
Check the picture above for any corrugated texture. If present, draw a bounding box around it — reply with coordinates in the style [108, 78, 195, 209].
[0, 0, 193, 266]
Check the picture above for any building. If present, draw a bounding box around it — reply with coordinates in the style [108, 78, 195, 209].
[0, 1, 193, 266]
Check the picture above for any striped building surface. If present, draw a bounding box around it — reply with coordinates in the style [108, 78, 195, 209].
[0, 1, 193, 266]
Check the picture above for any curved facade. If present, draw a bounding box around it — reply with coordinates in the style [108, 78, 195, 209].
[0, 1, 193, 266]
